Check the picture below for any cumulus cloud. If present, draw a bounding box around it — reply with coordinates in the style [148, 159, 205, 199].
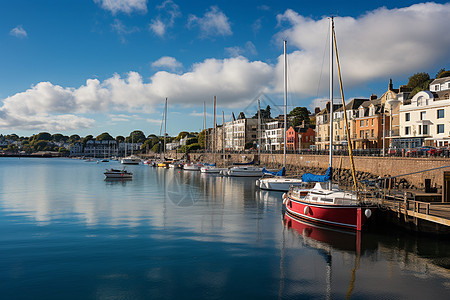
[274, 3, 450, 95]
[0, 57, 272, 131]
[94, 0, 148, 14]
[10, 25, 27, 38]
[188, 6, 232, 38]
[152, 56, 183, 72]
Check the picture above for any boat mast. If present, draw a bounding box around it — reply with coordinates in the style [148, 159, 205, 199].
[213, 96, 216, 163]
[222, 111, 225, 165]
[283, 40, 287, 168]
[164, 97, 167, 160]
[258, 99, 261, 158]
[203, 101, 207, 154]
[329, 17, 334, 188]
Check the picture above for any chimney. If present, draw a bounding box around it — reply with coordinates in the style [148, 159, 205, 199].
[389, 78, 393, 91]
[370, 94, 377, 100]
[315, 107, 320, 114]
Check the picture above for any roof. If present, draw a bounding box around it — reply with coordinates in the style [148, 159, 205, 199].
[335, 98, 368, 112]
[430, 76, 450, 86]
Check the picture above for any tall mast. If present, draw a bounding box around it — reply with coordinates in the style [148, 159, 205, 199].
[203, 102, 207, 153]
[283, 40, 287, 168]
[213, 96, 216, 163]
[258, 99, 261, 157]
[329, 17, 334, 182]
[164, 97, 167, 159]
[222, 111, 225, 165]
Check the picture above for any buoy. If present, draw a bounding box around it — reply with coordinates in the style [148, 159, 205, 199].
[282, 193, 287, 199]
[304, 206, 310, 215]
[282, 198, 286, 205]
[365, 209, 372, 218]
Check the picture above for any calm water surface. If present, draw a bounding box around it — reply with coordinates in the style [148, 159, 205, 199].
[0, 158, 449, 299]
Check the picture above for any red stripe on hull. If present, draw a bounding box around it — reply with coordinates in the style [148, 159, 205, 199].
[285, 196, 374, 230]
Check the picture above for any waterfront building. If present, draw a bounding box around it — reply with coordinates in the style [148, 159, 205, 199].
[331, 98, 367, 150]
[264, 119, 284, 151]
[286, 126, 298, 150]
[223, 112, 258, 151]
[69, 142, 84, 156]
[297, 125, 316, 150]
[84, 140, 119, 158]
[315, 102, 342, 151]
[398, 76, 450, 148]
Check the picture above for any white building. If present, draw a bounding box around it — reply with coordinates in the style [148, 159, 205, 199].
[263, 120, 284, 151]
[223, 114, 258, 151]
[399, 76, 450, 148]
[69, 142, 84, 156]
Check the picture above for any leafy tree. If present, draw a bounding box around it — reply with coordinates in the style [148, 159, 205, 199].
[5, 134, 19, 141]
[198, 130, 206, 148]
[151, 142, 162, 153]
[68, 134, 81, 143]
[436, 68, 450, 79]
[116, 135, 125, 143]
[96, 132, 114, 141]
[126, 130, 146, 143]
[406, 72, 431, 98]
[289, 107, 310, 127]
[188, 143, 201, 151]
[33, 132, 52, 141]
[33, 140, 49, 151]
[141, 139, 155, 151]
[175, 131, 189, 141]
[186, 137, 198, 146]
[52, 133, 65, 142]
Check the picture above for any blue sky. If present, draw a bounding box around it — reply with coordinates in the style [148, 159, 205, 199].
[1, 0, 449, 138]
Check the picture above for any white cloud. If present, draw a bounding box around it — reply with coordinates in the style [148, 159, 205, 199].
[0, 57, 272, 131]
[274, 3, 450, 95]
[94, 0, 148, 14]
[188, 6, 232, 38]
[10, 25, 27, 38]
[149, 0, 180, 37]
[152, 56, 183, 72]
[149, 18, 166, 36]
[190, 111, 212, 118]
[146, 118, 163, 124]
[225, 42, 257, 57]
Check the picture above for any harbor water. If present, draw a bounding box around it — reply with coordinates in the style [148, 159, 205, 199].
[0, 158, 449, 299]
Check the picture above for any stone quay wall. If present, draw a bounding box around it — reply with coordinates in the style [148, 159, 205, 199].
[168, 151, 449, 190]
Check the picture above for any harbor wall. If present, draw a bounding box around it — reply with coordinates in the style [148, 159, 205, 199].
[181, 152, 449, 189]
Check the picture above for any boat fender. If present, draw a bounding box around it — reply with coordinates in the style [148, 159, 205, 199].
[282, 193, 287, 200]
[365, 209, 372, 218]
[304, 206, 310, 215]
[256, 180, 260, 186]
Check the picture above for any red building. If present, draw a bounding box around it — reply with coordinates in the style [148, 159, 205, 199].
[286, 126, 298, 150]
[298, 127, 316, 149]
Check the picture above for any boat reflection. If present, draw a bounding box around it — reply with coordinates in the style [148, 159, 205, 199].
[104, 178, 132, 185]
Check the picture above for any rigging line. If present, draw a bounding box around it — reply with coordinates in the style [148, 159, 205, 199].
[315, 22, 331, 100]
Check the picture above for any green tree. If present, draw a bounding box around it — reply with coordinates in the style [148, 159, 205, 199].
[68, 134, 81, 143]
[116, 135, 125, 143]
[52, 133, 65, 142]
[436, 68, 450, 79]
[33, 132, 52, 141]
[5, 134, 19, 141]
[126, 130, 146, 143]
[198, 130, 206, 148]
[289, 107, 310, 127]
[406, 72, 431, 98]
[96, 132, 114, 141]
[186, 137, 198, 146]
[151, 142, 162, 153]
[188, 143, 201, 151]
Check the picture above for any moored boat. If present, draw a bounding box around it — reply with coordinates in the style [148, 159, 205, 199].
[225, 166, 264, 177]
[183, 162, 203, 171]
[104, 168, 133, 179]
[120, 155, 141, 165]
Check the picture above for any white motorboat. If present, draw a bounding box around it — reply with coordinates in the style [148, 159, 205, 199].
[183, 163, 203, 171]
[120, 155, 141, 165]
[200, 166, 228, 174]
[257, 177, 304, 192]
[104, 168, 133, 179]
[225, 166, 263, 177]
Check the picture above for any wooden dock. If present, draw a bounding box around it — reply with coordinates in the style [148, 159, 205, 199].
[372, 190, 450, 235]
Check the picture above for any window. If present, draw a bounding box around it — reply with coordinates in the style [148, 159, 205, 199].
[405, 126, 410, 135]
[371, 129, 374, 137]
[360, 120, 364, 127]
[360, 131, 363, 138]
[405, 113, 410, 122]
[423, 125, 428, 135]
[420, 111, 426, 120]
[437, 124, 444, 134]
[419, 125, 422, 135]
[437, 109, 444, 119]
[366, 120, 369, 126]
[371, 119, 374, 126]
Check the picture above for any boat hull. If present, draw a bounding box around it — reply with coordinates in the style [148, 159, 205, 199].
[257, 178, 304, 192]
[104, 171, 132, 179]
[226, 167, 263, 177]
[284, 195, 375, 230]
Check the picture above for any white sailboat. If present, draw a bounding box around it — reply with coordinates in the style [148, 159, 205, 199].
[121, 134, 141, 165]
[257, 40, 303, 191]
